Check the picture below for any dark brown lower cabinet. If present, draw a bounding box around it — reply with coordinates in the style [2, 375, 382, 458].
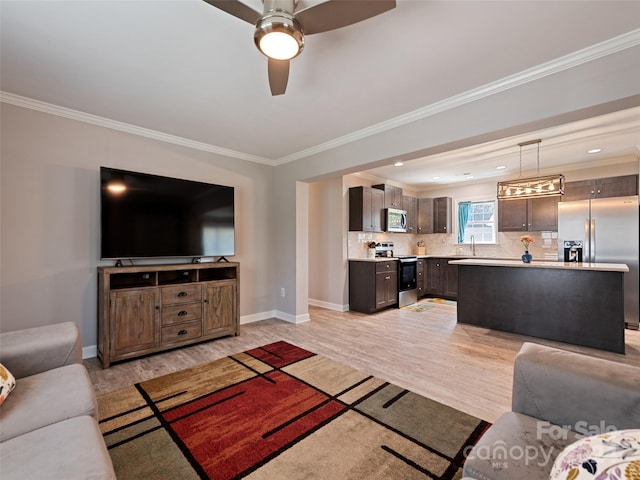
[425, 258, 458, 300]
[416, 258, 425, 297]
[349, 260, 398, 313]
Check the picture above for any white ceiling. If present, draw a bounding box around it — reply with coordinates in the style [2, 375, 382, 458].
[1, 0, 639, 187]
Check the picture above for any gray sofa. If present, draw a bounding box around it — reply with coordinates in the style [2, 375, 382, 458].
[0, 322, 115, 479]
[462, 342, 640, 480]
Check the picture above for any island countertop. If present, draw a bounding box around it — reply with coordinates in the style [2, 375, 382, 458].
[449, 258, 629, 273]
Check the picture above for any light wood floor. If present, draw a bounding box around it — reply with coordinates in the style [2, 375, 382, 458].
[85, 303, 640, 423]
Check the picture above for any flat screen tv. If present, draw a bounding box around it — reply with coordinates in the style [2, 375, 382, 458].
[100, 167, 235, 260]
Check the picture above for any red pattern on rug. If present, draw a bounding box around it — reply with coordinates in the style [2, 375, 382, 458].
[245, 340, 315, 368]
[163, 350, 344, 479]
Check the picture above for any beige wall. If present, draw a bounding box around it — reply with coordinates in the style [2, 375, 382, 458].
[0, 104, 275, 349]
[308, 177, 348, 311]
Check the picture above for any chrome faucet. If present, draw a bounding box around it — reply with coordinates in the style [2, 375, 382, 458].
[470, 235, 476, 256]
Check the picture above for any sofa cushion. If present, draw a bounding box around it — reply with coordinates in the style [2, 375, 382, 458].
[0, 363, 97, 442]
[550, 429, 640, 479]
[0, 364, 16, 406]
[0, 415, 116, 480]
[463, 412, 582, 480]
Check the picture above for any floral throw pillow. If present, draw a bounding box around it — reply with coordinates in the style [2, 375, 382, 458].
[549, 429, 640, 480]
[0, 363, 16, 406]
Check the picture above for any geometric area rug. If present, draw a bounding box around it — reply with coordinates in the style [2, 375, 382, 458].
[97, 341, 490, 479]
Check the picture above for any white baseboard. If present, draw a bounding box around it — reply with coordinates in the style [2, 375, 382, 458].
[242, 309, 311, 324]
[82, 345, 97, 360]
[275, 310, 311, 324]
[308, 298, 349, 312]
[240, 310, 277, 325]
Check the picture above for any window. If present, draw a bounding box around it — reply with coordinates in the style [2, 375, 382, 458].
[458, 200, 496, 243]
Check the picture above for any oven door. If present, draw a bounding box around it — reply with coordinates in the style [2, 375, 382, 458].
[398, 259, 417, 291]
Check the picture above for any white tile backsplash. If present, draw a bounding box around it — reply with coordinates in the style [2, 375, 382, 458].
[348, 231, 558, 259]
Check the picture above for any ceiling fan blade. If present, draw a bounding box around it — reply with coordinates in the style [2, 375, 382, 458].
[201, 0, 261, 25]
[296, 0, 396, 35]
[268, 58, 290, 96]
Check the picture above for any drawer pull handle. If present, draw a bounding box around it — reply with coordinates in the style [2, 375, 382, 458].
[177, 329, 188, 336]
[178, 292, 188, 297]
[178, 311, 188, 316]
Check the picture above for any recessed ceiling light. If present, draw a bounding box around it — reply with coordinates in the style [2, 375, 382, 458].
[496, 165, 506, 170]
[587, 148, 602, 154]
[394, 161, 404, 167]
[465, 175, 474, 180]
[432, 176, 440, 180]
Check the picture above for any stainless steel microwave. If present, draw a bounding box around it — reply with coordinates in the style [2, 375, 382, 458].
[385, 208, 407, 232]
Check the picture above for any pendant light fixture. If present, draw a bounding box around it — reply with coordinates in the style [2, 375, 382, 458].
[497, 139, 564, 200]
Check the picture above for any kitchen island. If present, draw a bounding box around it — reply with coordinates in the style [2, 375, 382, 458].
[450, 259, 629, 354]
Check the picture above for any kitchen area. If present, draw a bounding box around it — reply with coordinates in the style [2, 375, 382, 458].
[346, 173, 639, 354]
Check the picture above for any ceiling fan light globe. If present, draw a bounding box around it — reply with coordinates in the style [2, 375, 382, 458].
[259, 31, 300, 60]
[255, 14, 304, 60]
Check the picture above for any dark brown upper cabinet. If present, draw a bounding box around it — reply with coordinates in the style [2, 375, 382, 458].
[349, 186, 384, 232]
[562, 174, 638, 202]
[498, 196, 559, 232]
[372, 184, 403, 209]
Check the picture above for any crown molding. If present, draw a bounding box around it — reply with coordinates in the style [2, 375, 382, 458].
[2, 29, 638, 168]
[274, 28, 640, 166]
[0, 92, 276, 166]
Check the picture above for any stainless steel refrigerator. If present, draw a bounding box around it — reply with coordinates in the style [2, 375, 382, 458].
[558, 195, 639, 329]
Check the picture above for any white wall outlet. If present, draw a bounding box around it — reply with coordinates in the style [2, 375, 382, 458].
[281, 288, 285, 297]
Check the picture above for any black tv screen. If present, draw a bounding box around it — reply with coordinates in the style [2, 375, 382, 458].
[100, 167, 235, 260]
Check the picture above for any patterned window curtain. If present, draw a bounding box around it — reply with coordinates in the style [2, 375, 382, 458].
[457, 201, 472, 243]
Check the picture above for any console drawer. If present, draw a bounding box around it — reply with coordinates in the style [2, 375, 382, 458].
[161, 321, 202, 345]
[162, 303, 202, 326]
[161, 284, 202, 305]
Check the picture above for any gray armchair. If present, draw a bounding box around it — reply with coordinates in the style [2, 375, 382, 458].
[462, 342, 640, 480]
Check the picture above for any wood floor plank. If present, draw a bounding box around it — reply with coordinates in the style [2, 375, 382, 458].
[85, 304, 640, 423]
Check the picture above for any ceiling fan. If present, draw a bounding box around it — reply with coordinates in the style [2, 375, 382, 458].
[203, 0, 396, 95]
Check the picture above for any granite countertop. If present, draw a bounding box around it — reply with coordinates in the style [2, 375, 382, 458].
[448, 258, 629, 272]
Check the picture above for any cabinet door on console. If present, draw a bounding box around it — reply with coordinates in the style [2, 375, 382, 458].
[203, 281, 237, 336]
[110, 289, 160, 356]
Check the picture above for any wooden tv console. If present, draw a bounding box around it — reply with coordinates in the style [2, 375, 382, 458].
[97, 262, 239, 368]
